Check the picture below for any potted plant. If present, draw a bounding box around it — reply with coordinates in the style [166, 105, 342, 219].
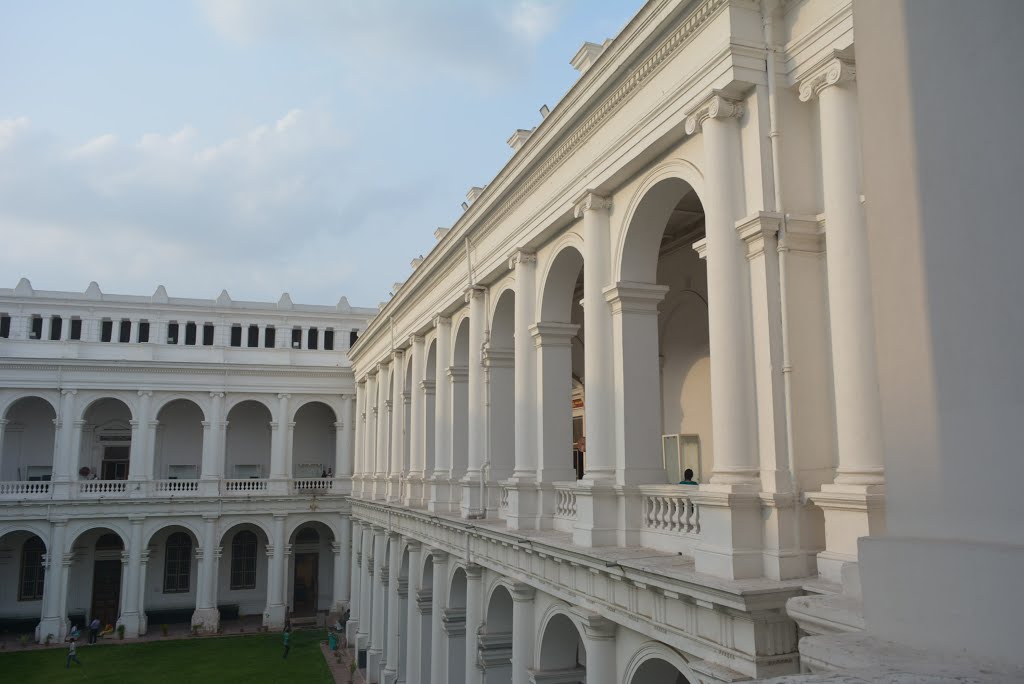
[19, 635, 29, 649]
[44, 634, 53, 646]
[161, 624, 169, 637]
[117, 624, 125, 640]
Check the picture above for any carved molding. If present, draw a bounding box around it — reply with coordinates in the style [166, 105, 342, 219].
[798, 56, 856, 103]
[573, 192, 612, 219]
[685, 92, 744, 135]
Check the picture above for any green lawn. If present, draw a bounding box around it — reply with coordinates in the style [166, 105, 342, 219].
[0, 629, 334, 683]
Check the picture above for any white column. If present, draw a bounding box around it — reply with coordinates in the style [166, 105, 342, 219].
[270, 393, 290, 490]
[429, 550, 449, 684]
[510, 584, 535, 684]
[200, 391, 225, 495]
[429, 316, 452, 512]
[346, 520, 363, 646]
[464, 564, 484, 684]
[118, 517, 145, 637]
[52, 389, 76, 496]
[263, 514, 288, 630]
[511, 251, 537, 480]
[685, 92, 764, 580]
[129, 390, 153, 484]
[333, 514, 351, 613]
[382, 532, 402, 684]
[578, 612, 617, 684]
[389, 350, 406, 502]
[462, 288, 487, 517]
[404, 541, 424, 684]
[375, 361, 391, 500]
[353, 381, 366, 495]
[192, 515, 221, 632]
[406, 334, 426, 504]
[68, 420, 86, 487]
[357, 522, 374, 653]
[38, 520, 68, 642]
[368, 526, 387, 679]
[800, 57, 886, 582]
[337, 394, 354, 480]
[365, 373, 379, 498]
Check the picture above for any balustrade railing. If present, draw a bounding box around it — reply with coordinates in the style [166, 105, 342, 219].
[77, 480, 128, 495]
[222, 478, 268, 494]
[291, 477, 335, 493]
[553, 483, 578, 520]
[153, 479, 200, 494]
[498, 485, 510, 520]
[640, 485, 700, 535]
[0, 481, 51, 496]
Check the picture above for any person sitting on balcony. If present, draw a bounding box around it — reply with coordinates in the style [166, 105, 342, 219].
[679, 469, 698, 485]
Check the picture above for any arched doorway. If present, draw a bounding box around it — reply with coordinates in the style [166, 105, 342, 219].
[487, 290, 516, 490]
[629, 657, 691, 684]
[423, 339, 437, 487]
[537, 612, 586, 682]
[67, 528, 126, 629]
[154, 400, 204, 481]
[616, 177, 712, 485]
[288, 522, 334, 618]
[537, 245, 586, 483]
[144, 525, 200, 625]
[81, 398, 133, 481]
[480, 585, 513, 684]
[0, 531, 47, 629]
[447, 567, 468, 684]
[224, 400, 272, 481]
[292, 402, 338, 478]
[218, 523, 270, 618]
[1, 397, 56, 482]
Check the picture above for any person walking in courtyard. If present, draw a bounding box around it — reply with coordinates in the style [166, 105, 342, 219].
[282, 624, 292, 659]
[65, 637, 82, 668]
[88, 616, 100, 644]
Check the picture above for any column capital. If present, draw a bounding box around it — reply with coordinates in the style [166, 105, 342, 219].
[333, 420, 345, 429]
[464, 286, 487, 303]
[137, 390, 153, 399]
[602, 282, 670, 314]
[371, 525, 386, 534]
[510, 583, 535, 602]
[61, 388, 78, 397]
[408, 333, 424, 346]
[529, 321, 579, 347]
[433, 314, 452, 329]
[446, 366, 469, 382]
[209, 391, 225, 399]
[798, 54, 856, 103]
[508, 250, 537, 270]
[277, 393, 291, 400]
[685, 91, 744, 135]
[464, 563, 484, 580]
[430, 549, 449, 564]
[404, 540, 422, 552]
[420, 379, 436, 395]
[569, 607, 617, 640]
[387, 530, 401, 541]
[573, 191, 612, 218]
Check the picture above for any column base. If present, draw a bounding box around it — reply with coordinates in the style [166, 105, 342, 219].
[117, 611, 143, 639]
[403, 475, 424, 507]
[345, 619, 359, 648]
[427, 477, 457, 513]
[367, 648, 384, 683]
[268, 478, 290, 496]
[573, 479, 617, 547]
[503, 478, 540, 530]
[759, 492, 814, 580]
[386, 475, 401, 503]
[263, 604, 288, 631]
[198, 479, 220, 497]
[806, 483, 886, 583]
[37, 616, 67, 644]
[461, 476, 486, 519]
[382, 666, 399, 684]
[191, 607, 221, 634]
[692, 487, 764, 580]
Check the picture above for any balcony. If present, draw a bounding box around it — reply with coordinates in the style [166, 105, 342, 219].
[0, 477, 349, 502]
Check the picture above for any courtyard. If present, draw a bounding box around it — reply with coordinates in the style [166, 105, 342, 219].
[0, 629, 334, 683]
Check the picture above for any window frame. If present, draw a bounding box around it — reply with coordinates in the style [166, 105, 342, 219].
[230, 531, 258, 591]
[162, 532, 192, 594]
[18, 536, 45, 601]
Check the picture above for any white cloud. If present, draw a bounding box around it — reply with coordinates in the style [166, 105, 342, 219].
[195, 0, 569, 88]
[0, 112, 426, 304]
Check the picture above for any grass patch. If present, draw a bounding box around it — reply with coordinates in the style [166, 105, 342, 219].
[0, 629, 332, 683]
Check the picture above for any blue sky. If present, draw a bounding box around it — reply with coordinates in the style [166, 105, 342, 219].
[0, 0, 643, 307]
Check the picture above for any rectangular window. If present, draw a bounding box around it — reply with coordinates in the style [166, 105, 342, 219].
[233, 464, 262, 479]
[230, 325, 242, 347]
[138, 320, 150, 343]
[307, 327, 319, 350]
[185, 322, 197, 346]
[167, 322, 179, 344]
[49, 316, 62, 341]
[324, 328, 334, 350]
[247, 324, 259, 348]
[118, 319, 131, 343]
[30, 316, 43, 339]
[26, 465, 52, 481]
[163, 535, 192, 594]
[202, 323, 215, 346]
[291, 327, 302, 349]
[70, 318, 82, 340]
[101, 319, 114, 342]
[0, 315, 10, 338]
[662, 434, 702, 484]
[18, 540, 45, 601]
[264, 326, 276, 348]
[167, 464, 198, 480]
[230, 534, 257, 591]
[349, 329, 359, 347]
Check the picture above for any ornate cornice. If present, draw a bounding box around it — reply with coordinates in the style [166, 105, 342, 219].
[684, 91, 744, 135]
[798, 55, 856, 103]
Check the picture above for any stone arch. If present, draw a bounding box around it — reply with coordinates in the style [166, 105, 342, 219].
[538, 235, 585, 322]
[487, 288, 516, 484]
[614, 159, 706, 283]
[66, 521, 131, 552]
[0, 392, 59, 419]
[218, 517, 274, 545]
[224, 400, 273, 480]
[423, 338, 437, 476]
[451, 315, 470, 367]
[143, 518, 203, 548]
[289, 396, 341, 424]
[291, 401, 338, 478]
[78, 392, 137, 422]
[154, 399, 205, 481]
[285, 515, 339, 542]
[1, 395, 58, 482]
[288, 520, 335, 617]
[622, 641, 697, 684]
[79, 397, 135, 481]
[536, 603, 587, 673]
[152, 394, 209, 421]
[481, 581, 515, 684]
[447, 565, 469, 683]
[0, 521, 50, 546]
[223, 394, 276, 420]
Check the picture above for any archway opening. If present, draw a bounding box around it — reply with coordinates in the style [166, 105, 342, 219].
[423, 340, 437, 482]
[1, 397, 56, 482]
[81, 398, 133, 481]
[618, 178, 711, 486]
[144, 525, 200, 624]
[67, 527, 126, 629]
[488, 290, 516, 490]
[225, 401, 272, 480]
[451, 318, 470, 481]
[538, 612, 586, 681]
[288, 522, 334, 617]
[480, 585, 513, 684]
[292, 402, 338, 478]
[218, 523, 270, 619]
[0, 531, 47, 629]
[155, 400, 204, 481]
[419, 553, 435, 679]
[447, 567, 468, 684]
[630, 657, 691, 684]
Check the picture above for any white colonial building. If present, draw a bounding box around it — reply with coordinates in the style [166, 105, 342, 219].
[0, 279, 375, 640]
[3, 0, 1023, 682]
